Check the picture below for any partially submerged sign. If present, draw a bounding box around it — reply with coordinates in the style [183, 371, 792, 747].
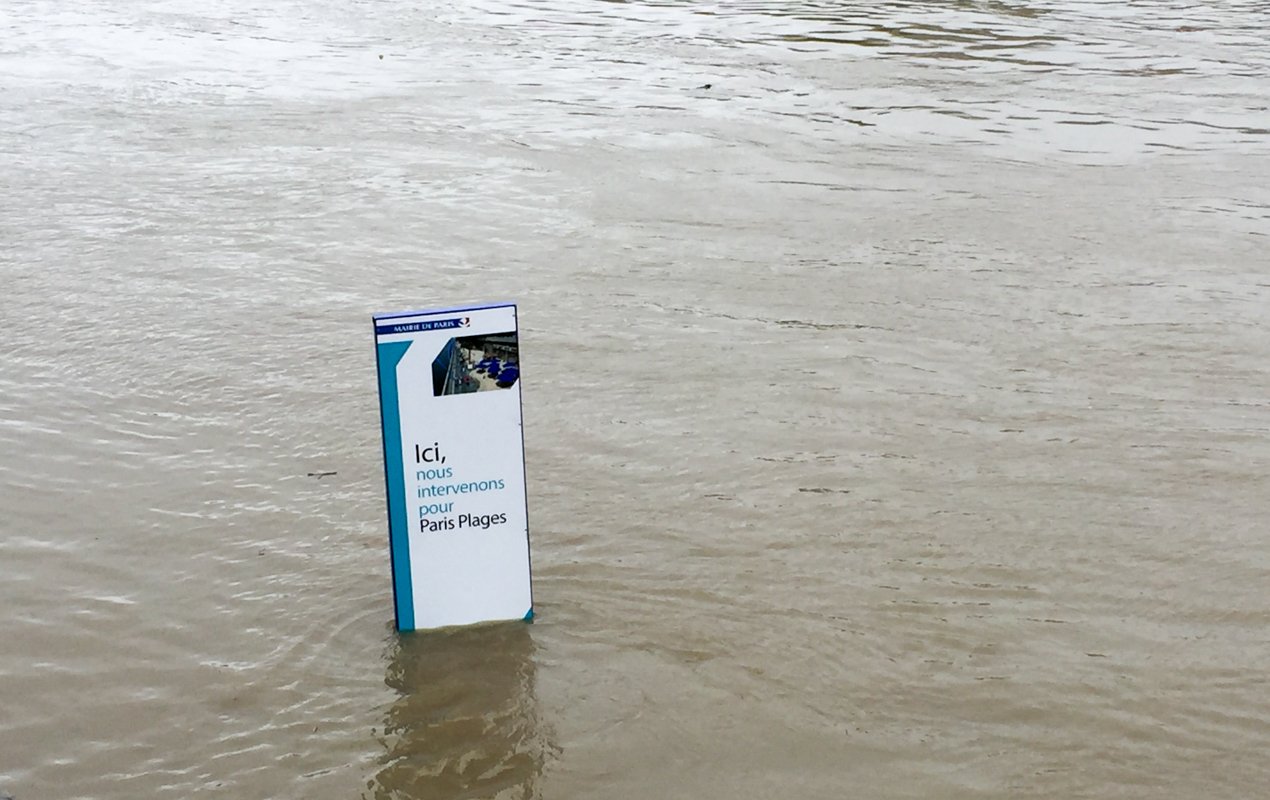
[373, 302, 533, 631]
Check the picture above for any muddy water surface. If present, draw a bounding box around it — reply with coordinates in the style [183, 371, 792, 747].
[2, 0, 1268, 797]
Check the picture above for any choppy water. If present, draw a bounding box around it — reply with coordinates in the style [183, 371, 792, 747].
[2, 0, 1268, 797]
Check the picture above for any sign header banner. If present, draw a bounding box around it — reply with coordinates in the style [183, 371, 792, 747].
[373, 302, 533, 631]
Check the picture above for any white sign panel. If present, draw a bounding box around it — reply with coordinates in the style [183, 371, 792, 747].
[373, 302, 533, 631]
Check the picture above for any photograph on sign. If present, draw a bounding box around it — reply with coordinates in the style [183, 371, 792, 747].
[373, 303, 533, 632]
[432, 332, 521, 396]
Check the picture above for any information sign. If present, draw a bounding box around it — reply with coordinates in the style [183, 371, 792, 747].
[373, 302, 533, 631]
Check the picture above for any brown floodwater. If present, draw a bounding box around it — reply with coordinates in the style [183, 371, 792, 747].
[2, 0, 1268, 797]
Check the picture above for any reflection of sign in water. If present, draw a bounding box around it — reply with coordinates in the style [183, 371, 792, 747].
[373, 302, 533, 631]
[369, 624, 547, 796]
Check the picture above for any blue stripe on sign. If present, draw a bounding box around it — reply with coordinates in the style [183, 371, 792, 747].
[376, 340, 415, 632]
[374, 317, 467, 337]
[372, 301, 514, 322]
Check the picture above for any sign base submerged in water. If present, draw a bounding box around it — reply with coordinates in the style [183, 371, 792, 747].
[373, 302, 533, 632]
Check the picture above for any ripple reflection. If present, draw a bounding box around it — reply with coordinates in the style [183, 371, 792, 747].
[366, 624, 550, 800]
